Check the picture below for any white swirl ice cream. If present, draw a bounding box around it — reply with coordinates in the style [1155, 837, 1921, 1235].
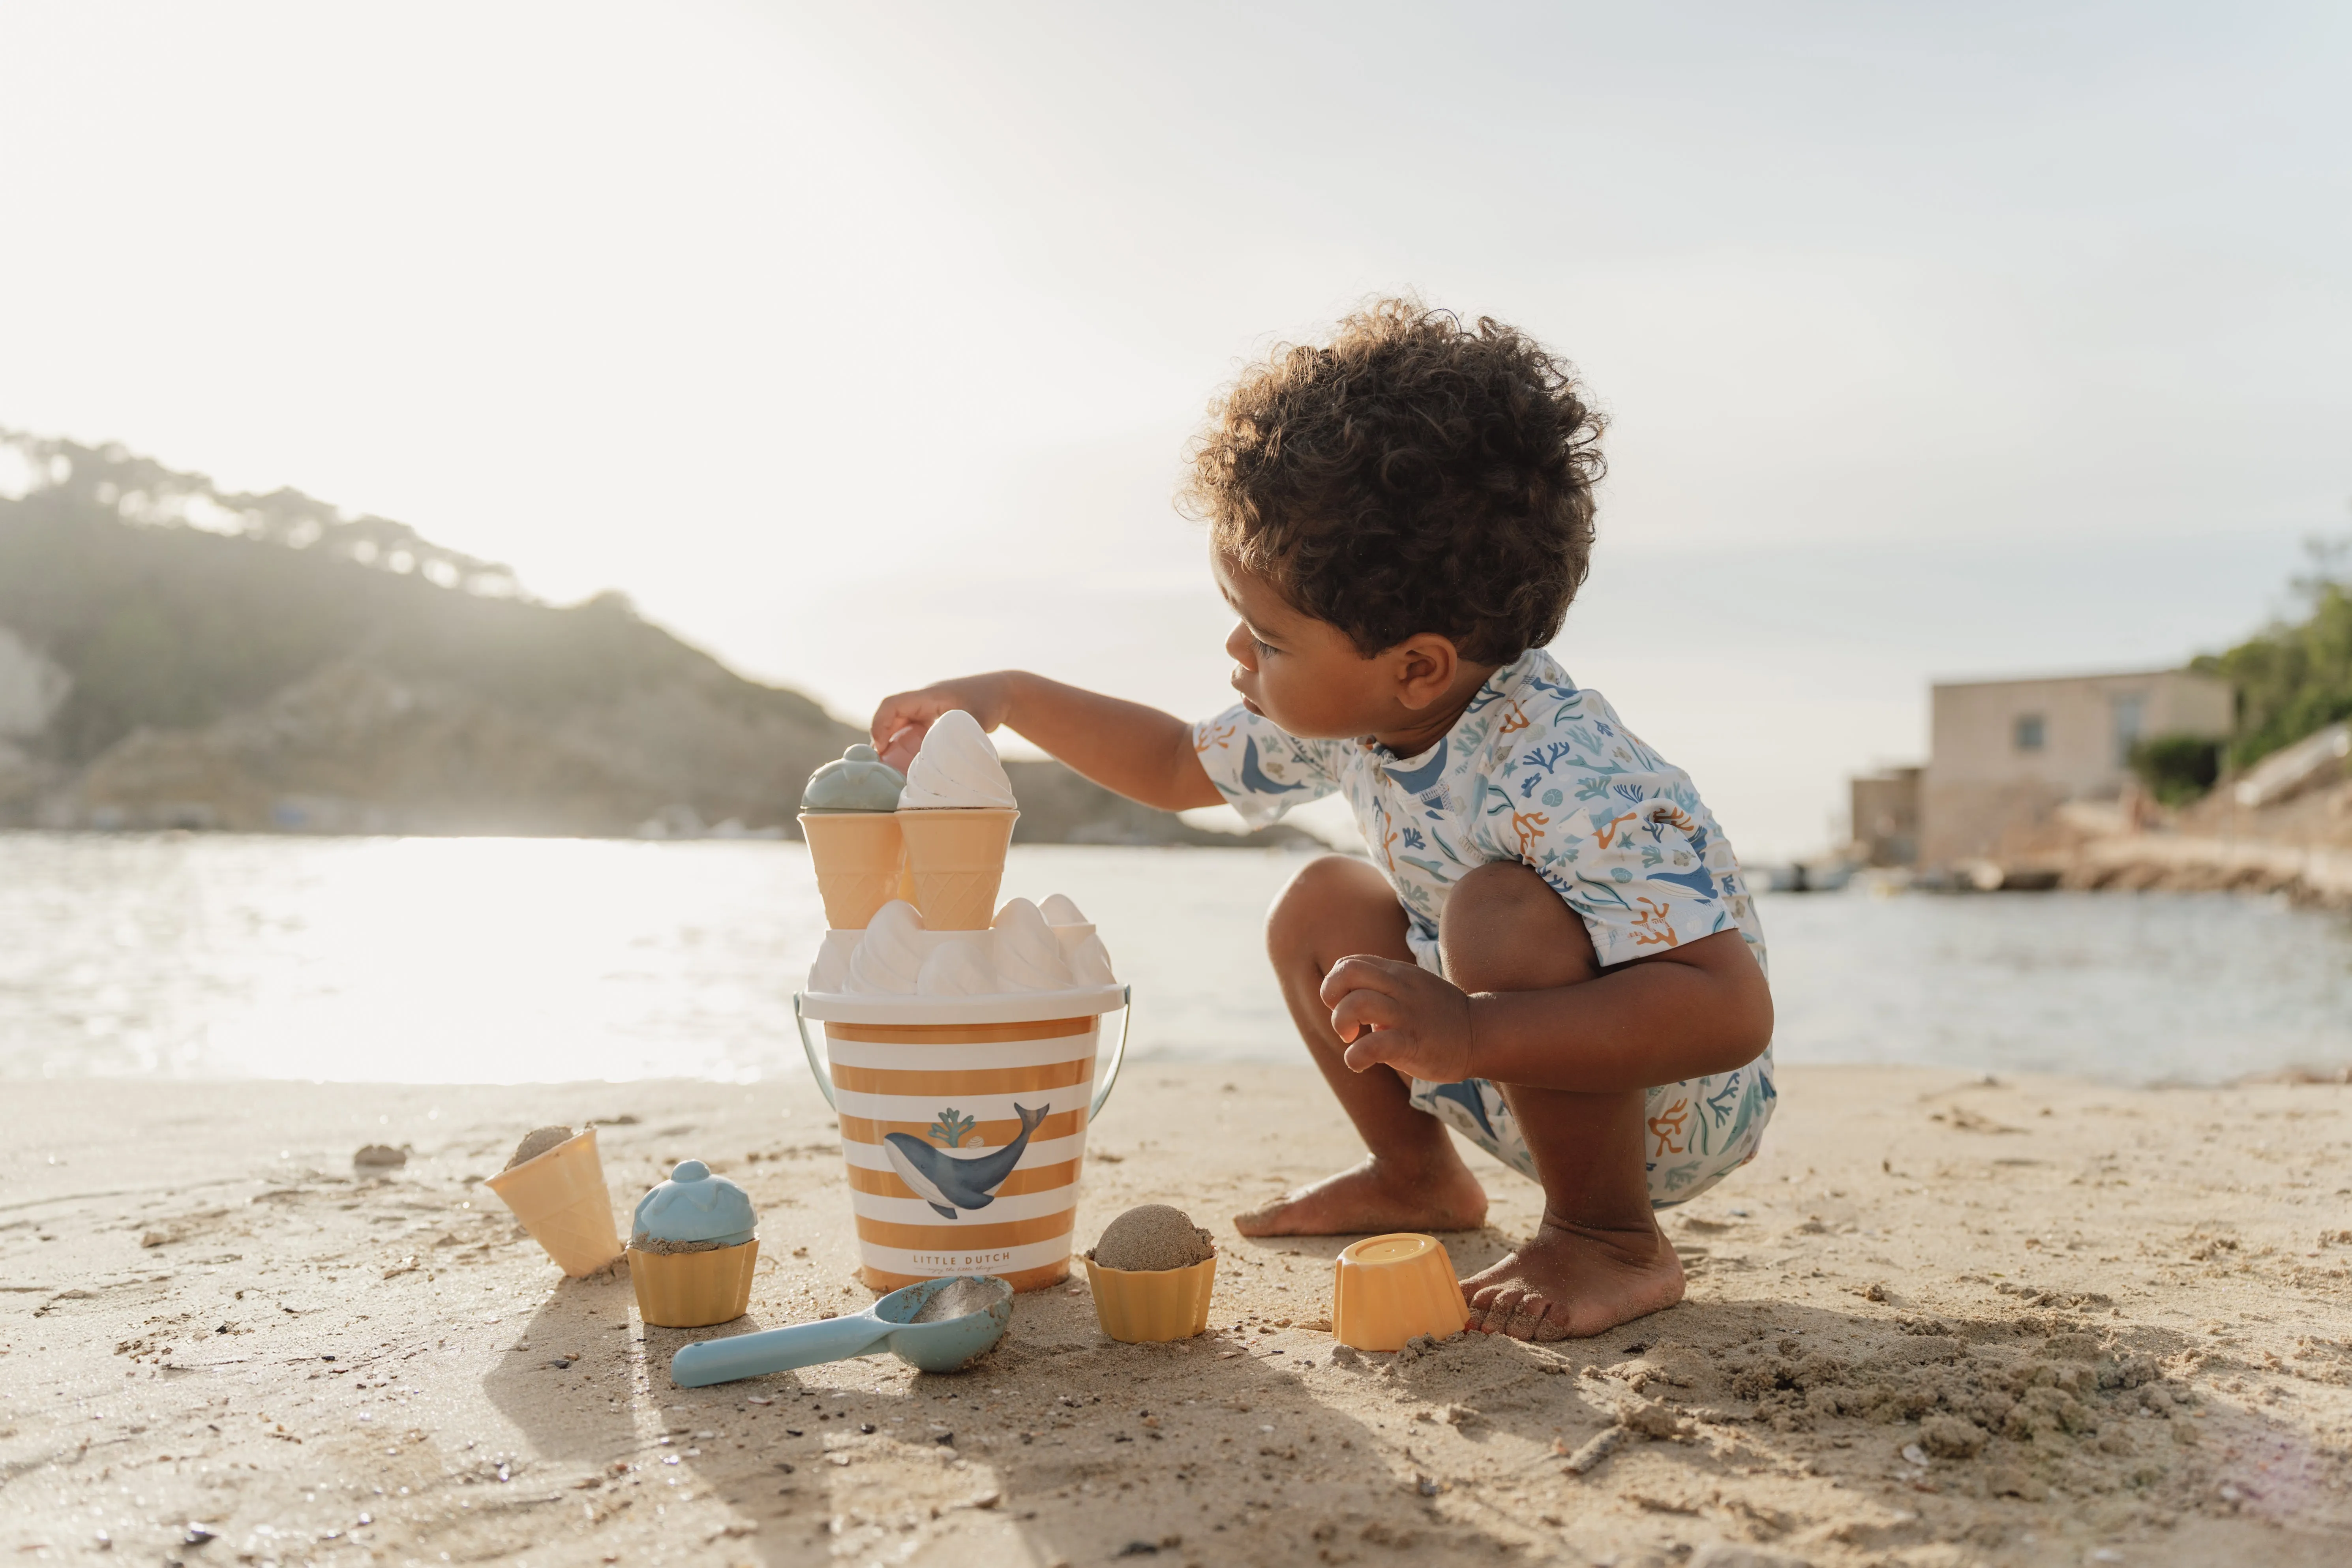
[992, 898, 1073, 990]
[813, 894, 1117, 995]
[898, 710, 1017, 810]
[845, 900, 927, 994]
[1067, 933, 1117, 987]
[915, 936, 997, 996]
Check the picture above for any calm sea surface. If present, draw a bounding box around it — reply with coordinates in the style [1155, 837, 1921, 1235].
[3, 833, 2348, 1085]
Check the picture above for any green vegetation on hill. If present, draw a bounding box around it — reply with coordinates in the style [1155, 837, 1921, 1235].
[2192, 538, 2352, 770]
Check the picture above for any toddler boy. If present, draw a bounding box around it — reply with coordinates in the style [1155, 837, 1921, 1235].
[872, 301, 1774, 1339]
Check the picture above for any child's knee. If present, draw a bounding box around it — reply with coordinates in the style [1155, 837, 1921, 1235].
[1440, 860, 1598, 992]
[1265, 853, 1392, 966]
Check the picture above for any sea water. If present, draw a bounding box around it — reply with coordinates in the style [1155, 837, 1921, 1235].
[2, 833, 2347, 1085]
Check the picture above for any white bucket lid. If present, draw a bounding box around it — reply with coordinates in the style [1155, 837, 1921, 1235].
[798, 983, 1126, 1025]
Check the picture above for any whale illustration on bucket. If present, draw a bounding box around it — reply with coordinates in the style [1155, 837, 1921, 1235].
[795, 982, 1130, 1293]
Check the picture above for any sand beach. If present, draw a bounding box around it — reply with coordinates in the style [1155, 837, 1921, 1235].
[4, 1064, 2350, 1567]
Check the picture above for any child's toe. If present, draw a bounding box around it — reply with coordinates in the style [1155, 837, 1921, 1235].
[1468, 1284, 1525, 1332]
[1498, 1292, 1556, 1340]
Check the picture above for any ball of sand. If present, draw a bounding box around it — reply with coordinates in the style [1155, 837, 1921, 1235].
[505, 1125, 574, 1170]
[1092, 1204, 1215, 1272]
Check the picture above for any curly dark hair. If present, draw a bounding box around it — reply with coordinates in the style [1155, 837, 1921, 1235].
[1182, 300, 1604, 665]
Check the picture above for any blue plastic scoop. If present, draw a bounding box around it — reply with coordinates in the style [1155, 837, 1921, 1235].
[668, 1275, 1014, 1388]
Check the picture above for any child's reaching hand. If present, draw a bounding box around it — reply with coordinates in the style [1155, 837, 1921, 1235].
[1320, 955, 1475, 1085]
[865, 671, 1224, 812]
[870, 675, 1018, 772]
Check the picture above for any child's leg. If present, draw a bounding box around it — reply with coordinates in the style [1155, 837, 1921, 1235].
[1233, 856, 1490, 1238]
[1440, 861, 1685, 1341]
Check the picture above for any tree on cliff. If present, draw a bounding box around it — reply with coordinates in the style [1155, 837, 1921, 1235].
[2194, 534, 2352, 769]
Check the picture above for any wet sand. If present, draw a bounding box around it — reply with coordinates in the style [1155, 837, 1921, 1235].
[3, 1065, 2349, 1566]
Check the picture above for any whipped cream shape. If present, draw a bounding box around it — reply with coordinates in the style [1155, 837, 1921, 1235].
[898, 709, 1017, 810]
[992, 898, 1073, 990]
[806, 930, 856, 992]
[814, 893, 1116, 995]
[915, 936, 997, 996]
[1067, 933, 1116, 987]
[1038, 893, 1088, 927]
[844, 900, 927, 994]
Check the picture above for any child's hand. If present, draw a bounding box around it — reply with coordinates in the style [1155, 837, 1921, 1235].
[870, 675, 1016, 771]
[1320, 955, 1474, 1084]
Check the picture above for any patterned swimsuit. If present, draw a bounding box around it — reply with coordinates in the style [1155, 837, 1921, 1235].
[1194, 647, 1776, 1207]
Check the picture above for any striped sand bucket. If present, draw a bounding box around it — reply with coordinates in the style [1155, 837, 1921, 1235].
[795, 985, 1130, 1294]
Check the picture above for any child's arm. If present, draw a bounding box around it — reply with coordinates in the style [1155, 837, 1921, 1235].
[1319, 932, 1772, 1093]
[870, 671, 1223, 813]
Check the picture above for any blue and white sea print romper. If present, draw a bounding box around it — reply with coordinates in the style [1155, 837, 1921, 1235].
[1194, 648, 1776, 1207]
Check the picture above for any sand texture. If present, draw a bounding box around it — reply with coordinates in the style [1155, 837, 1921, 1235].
[3, 1065, 2350, 1566]
[1093, 1205, 1217, 1272]
[911, 1279, 1007, 1326]
[628, 1235, 736, 1257]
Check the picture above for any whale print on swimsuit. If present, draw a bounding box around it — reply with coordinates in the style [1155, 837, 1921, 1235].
[882, 1101, 1052, 1220]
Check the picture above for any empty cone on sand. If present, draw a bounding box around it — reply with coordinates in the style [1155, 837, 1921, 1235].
[799, 812, 906, 930]
[484, 1129, 623, 1277]
[895, 807, 1017, 930]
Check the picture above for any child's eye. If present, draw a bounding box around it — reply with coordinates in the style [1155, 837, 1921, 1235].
[1252, 636, 1277, 657]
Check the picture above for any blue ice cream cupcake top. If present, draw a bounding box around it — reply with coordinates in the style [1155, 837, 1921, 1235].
[632, 1160, 756, 1247]
[801, 744, 907, 812]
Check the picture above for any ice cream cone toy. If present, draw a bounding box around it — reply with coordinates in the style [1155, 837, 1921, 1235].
[628, 1160, 759, 1329]
[799, 745, 909, 930]
[484, 1126, 624, 1277]
[1330, 1233, 1470, 1352]
[1082, 1205, 1218, 1343]
[895, 710, 1018, 931]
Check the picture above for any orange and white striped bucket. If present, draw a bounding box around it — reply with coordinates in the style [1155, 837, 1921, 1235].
[796, 985, 1129, 1293]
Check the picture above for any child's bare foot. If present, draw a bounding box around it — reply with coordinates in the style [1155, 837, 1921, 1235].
[1460, 1217, 1684, 1341]
[1233, 1155, 1488, 1238]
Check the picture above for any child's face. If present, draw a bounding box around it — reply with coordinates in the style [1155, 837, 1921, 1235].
[1214, 552, 1432, 741]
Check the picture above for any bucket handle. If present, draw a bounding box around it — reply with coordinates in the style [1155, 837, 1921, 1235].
[794, 984, 1133, 1123]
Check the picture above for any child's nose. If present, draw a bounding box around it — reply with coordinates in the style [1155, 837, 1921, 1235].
[1225, 621, 1256, 669]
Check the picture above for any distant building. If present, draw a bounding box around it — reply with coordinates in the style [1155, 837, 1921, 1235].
[1850, 765, 1921, 867]
[1919, 669, 2232, 869]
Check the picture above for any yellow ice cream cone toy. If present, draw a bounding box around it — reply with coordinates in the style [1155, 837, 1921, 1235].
[891, 709, 1021, 931]
[894, 807, 1018, 930]
[800, 745, 911, 930]
[484, 1128, 623, 1277]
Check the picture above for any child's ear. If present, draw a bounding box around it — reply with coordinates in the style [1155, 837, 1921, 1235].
[1391, 633, 1462, 711]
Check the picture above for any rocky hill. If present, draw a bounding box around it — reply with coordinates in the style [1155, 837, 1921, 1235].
[0, 431, 1309, 848]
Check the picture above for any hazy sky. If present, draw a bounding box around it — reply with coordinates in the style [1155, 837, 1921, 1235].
[4, 2, 2348, 855]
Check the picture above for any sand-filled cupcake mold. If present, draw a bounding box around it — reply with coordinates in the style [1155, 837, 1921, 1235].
[628, 1159, 759, 1328]
[1082, 1204, 1219, 1342]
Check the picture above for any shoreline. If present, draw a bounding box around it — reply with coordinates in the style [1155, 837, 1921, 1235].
[4, 1064, 2350, 1566]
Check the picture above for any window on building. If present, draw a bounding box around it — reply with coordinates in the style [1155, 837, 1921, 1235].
[2113, 694, 2146, 768]
[2014, 713, 2045, 752]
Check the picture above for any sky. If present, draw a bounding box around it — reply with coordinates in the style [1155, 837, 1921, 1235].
[2, 2, 2348, 857]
